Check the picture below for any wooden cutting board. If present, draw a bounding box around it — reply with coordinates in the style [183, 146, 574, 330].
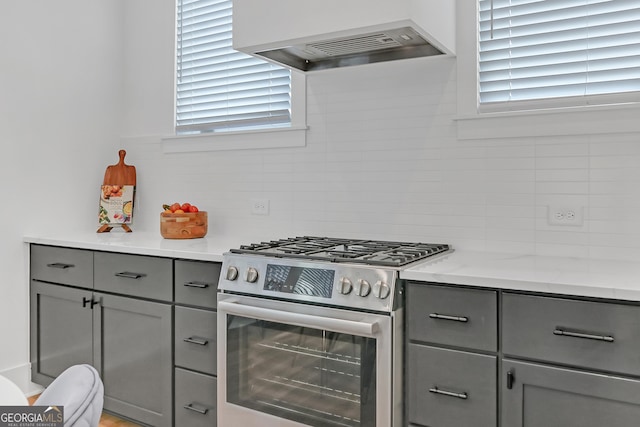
[97, 150, 136, 233]
[103, 150, 136, 187]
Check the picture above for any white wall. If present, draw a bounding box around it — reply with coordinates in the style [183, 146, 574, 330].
[0, 0, 123, 388]
[121, 0, 640, 261]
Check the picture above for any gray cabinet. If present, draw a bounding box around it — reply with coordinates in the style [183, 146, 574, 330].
[175, 368, 217, 427]
[408, 345, 496, 427]
[30, 245, 174, 427]
[406, 282, 640, 427]
[30, 282, 94, 385]
[503, 292, 640, 376]
[501, 292, 640, 427]
[502, 359, 640, 427]
[98, 293, 172, 427]
[406, 282, 498, 427]
[173, 260, 219, 426]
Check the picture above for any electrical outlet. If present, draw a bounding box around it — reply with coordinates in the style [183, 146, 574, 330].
[548, 205, 583, 226]
[250, 198, 269, 215]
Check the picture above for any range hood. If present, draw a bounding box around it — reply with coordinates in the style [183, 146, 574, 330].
[232, 0, 456, 72]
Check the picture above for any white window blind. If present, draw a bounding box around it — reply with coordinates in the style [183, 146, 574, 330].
[176, 0, 291, 134]
[478, 0, 640, 110]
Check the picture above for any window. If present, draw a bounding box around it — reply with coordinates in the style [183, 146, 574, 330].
[176, 0, 292, 134]
[478, 0, 640, 111]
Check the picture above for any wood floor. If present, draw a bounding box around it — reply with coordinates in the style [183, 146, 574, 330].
[28, 394, 142, 427]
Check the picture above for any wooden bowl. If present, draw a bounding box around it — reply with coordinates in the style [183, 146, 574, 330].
[160, 211, 208, 239]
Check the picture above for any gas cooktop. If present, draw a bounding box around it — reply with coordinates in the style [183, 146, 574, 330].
[230, 236, 450, 268]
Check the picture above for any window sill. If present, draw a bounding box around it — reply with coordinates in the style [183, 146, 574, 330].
[161, 126, 308, 153]
[455, 103, 640, 140]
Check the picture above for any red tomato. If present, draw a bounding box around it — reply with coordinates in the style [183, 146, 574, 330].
[188, 205, 199, 213]
[170, 203, 181, 212]
[181, 202, 191, 211]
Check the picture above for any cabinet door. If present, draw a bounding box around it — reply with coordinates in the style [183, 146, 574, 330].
[502, 359, 640, 427]
[175, 306, 217, 375]
[94, 293, 172, 427]
[30, 282, 94, 386]
[175, 368, 217, 427]
[407, 283, 498, 352]
[174, 260, 220, 309]
[408, 344, 497, 427]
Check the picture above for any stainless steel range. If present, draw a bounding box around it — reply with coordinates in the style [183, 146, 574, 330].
[217, 237, 450, 427]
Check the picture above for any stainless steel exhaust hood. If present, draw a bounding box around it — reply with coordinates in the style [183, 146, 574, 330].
[254, 26, 444, 72]
[233, 0, 456, 72]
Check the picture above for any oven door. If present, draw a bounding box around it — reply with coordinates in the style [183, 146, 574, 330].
[217, 293, 401, 427]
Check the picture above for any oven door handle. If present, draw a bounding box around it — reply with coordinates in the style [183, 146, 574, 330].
[218, 300, 380, 337]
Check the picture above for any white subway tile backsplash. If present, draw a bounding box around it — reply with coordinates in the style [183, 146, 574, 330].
[535, 142, 589, 157]
[536, 181, 590, 194]
[486, 157, 535, 170]
[535, 169, 589, 182]
[123, 59, 640, 259]
[535, 156, 589, 169]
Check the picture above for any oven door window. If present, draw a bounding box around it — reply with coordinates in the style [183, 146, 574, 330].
[226, 315, 377, 427]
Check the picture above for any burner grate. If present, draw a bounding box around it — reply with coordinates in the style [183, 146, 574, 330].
[231, 237, 449, 267]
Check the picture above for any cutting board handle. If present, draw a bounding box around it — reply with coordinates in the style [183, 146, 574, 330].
[117, 149, 126, 166]
[103, 149, 136, 186]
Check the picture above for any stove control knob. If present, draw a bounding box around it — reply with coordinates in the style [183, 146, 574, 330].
[355, 279, 371, 297]
[225, 266, 239, 281]
[373, 281, 391, 299]
[337, 277, 353, 295]
[244, 267, 259, 283]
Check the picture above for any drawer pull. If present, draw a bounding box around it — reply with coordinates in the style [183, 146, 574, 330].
[429, 386, 468, 400]
[183, 403, 208, 415]
[429, 313, 469, 323]
[183, 281, 210, 289]
[553, 327, 614, 343]
[46, 262, 75, 269]
[183, 336, 209, 346]
[115, 272, 146, 280]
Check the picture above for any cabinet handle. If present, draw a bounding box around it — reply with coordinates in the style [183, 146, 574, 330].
[82, 298, 99, 308]
[428, 386, 468, 400]
[553, 327, 614, 343]
[82, 297, 91, 308]
[506, 370, 515, 389]
[183, 403, 208, 415]
[429, 313, 469, 323]
[183, 337, 209, 346]
[114, 272, 146, 280]
[183, 281, 210, 289]
[47, 262, 75, 269]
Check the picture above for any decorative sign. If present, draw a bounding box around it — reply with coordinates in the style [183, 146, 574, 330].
[98, 184, 135, 225]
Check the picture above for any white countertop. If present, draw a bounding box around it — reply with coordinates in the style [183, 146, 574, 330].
[23, 234, 640, 302]
[401, 250, 640, 302]
[23, 231, 244, 262]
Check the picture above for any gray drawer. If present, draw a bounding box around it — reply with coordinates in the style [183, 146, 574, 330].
[94, 252, 172, 301]
[407, 283, 498, 351]
[175, 306, 217, 375]
[175, 368, 216, 427]
[174, 260, 220, 309]
[408, 344, 497, 427]
[503, 293, 640, 376]
[30, 245, 93, 288]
